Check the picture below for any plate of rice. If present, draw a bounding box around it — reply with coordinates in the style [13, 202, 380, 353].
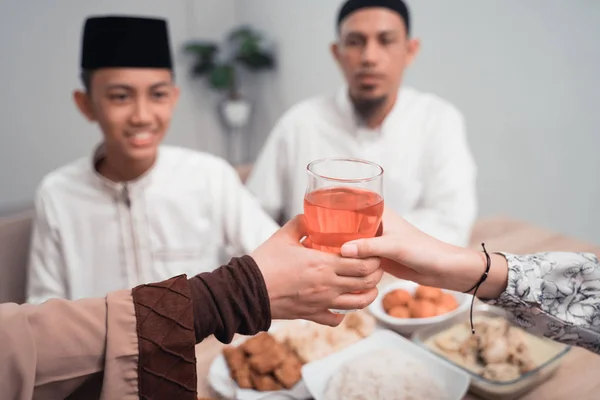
[301, 329, 470, 400]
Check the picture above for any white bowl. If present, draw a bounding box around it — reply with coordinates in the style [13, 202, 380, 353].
[301, 329, 470, 400]
[368, 280, 472, 336]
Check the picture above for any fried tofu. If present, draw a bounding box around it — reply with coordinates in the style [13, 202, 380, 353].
[223, 346, 246, 372]
[231, 364, 253, 389]
[241, 332, 276, 355]
[250, 371, 283, 391]
[273, 355, 303, 389]
[248, 341, 287, 374]
[223, 332, 305, 392]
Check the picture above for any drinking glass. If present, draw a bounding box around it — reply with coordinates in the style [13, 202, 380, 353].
[304, 158, 384, 313]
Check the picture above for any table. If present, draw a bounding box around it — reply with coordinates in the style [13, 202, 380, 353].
[195, 217, 600, 399]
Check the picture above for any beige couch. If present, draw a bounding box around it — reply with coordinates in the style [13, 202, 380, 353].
[0, 209, 34, 304]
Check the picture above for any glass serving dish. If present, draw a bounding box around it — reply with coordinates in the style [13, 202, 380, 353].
[412, 305, 571, 400]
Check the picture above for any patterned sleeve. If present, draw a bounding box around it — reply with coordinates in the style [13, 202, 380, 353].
[483, 252, 600, 354]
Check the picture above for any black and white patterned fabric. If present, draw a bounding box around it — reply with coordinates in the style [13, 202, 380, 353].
[484, 252, 600, 354]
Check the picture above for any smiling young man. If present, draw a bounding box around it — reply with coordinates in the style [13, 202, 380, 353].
[26, 16, 279, 304]
[246, 0, 478, 246]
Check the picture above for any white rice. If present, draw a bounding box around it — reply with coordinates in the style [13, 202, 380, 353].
[324, 348, 446, 400]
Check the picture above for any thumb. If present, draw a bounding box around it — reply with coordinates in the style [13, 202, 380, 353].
[340, 236, 395, 259]
[276, 214, 308, 242]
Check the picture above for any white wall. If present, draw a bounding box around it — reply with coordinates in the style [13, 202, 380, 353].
[237, 0, 600, 244]
[0, 0, 235, 211]
[2, 0, 600, 244]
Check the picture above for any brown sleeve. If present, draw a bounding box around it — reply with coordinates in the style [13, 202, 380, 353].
[131, 256, 271, 399]
[132, 275, 197, 400]
[189, 255, 272, 344]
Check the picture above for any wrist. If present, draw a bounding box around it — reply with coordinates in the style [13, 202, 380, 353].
[439, 247, 488, 292]
[477, 253, 509, 299]
[439, 247, 508, 298]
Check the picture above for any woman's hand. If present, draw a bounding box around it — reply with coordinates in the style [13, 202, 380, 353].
[339, 208, 508, 299]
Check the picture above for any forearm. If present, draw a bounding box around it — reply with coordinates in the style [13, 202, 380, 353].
[0, 297, 109, 400]
[482, 252, 600, 353]
[188, 255, 271, 344]
[121, 256, 272, 399]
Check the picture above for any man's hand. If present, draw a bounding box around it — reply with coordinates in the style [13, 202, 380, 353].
[251, 215, 383, 327]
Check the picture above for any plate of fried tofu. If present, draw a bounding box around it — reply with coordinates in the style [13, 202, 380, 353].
[208, 330, 310, 399]
[208, 312, 377, 399]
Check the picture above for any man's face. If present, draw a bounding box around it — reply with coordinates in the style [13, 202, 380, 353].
[332, 7, 419, 105]
[74, 68, 179, 163]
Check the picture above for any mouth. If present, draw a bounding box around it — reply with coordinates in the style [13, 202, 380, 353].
[125, 131, 156, 147]
[357, 73, 383, 82]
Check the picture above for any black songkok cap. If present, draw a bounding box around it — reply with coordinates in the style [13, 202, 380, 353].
[337, 0, 411, 35]
[81, 15, 173, 70]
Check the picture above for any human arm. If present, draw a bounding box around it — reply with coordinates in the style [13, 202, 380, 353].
[1, 216, 383, 399]
[341, 209, 600, 353]
[403, 107, 477, 246]
[482, 251, 600, 354]
[26, 190, 69, 304]
[0, 290, 139, 400]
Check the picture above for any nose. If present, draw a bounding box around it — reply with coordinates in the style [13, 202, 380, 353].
[130, 97, 152, 125]
[361, 39, 381, 66]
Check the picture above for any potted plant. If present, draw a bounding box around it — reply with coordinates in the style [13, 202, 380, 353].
[184, 26, 276, 129]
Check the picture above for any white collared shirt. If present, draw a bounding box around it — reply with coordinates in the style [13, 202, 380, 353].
[26, 145, 279, 303]
[246, 86, 477, 246]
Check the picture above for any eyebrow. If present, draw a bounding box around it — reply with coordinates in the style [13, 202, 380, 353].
[105, 81, 172, 91]
[344, 29, 398, 38]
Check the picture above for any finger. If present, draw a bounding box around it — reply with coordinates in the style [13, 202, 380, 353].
[340, 236, 395, 260]
[304, 311, 344, 327]
[329, 287, 379, 310]
[376, 222, 383, 237]
[335, 268, 384, 293]
[276, 214, 309, 243]
[301, 236, 314, 249]
[333, 256, 381, 277]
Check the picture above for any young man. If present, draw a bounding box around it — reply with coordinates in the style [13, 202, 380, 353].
[246, 0, 478, 246]
[26, 16, 279, 304]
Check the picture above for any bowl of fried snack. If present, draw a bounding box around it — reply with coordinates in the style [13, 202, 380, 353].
[413, 305, 571, 400]
[208, 311, 377, 399]
[368, 280, 471, 335]
[223, 332, 304, 394]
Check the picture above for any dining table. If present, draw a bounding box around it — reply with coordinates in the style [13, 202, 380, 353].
[195, 216, 600, 400]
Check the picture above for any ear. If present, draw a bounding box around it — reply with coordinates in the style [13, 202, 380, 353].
[406, 38, 421, 66]
[73, 90, 96, 121]
[330, 41, 341, 66]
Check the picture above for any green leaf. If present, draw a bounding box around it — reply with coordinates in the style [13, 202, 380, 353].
[209, 64, 234, 90]
[237, 51, 275, 70]
[238, 36, 261, 56]
[228, 26, 261, 43]
[183, 42, 219, 58]
[192, 60, 214, 75]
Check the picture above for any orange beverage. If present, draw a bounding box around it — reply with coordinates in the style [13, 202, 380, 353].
[304, 187, 384, 253]
[304, 157, 384, 314]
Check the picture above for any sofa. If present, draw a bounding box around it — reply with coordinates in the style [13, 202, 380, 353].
[0, 209, 34, 304]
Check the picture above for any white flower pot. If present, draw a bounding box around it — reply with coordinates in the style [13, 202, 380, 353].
[221, 98, 251, 129]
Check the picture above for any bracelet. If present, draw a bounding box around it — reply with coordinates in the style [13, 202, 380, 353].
[463, 243, 491, 334]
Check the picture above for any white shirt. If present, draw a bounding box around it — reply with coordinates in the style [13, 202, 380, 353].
[246, 86, 477, 246]
[26, 145, 278, 304]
